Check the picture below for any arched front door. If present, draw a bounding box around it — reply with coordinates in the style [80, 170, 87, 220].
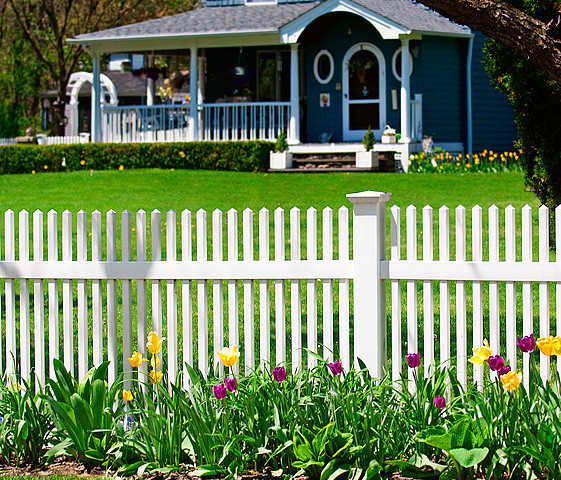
[342, 43, 386, 141]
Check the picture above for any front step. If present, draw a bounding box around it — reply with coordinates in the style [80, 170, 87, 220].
[276, 152, 396, 172]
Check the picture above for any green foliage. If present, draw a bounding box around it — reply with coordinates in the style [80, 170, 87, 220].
[362, 126, 376, 151]
[0, 141, 273, 175]
[273, 133, 288, 153]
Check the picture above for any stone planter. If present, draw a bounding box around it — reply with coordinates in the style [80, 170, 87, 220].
[381, 134, 396, 144]
[356, 150, 379, 169]
[270, 151, 293, 170]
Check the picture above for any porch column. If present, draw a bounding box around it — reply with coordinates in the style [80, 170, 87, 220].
[91, 50, 102, 143]
[400, 38, 411, 144]
[289, 43, 300, 144]
[146, 53, 155, 106]
[189, 47, 198, 141]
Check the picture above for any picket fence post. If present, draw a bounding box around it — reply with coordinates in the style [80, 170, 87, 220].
[347, 190, 392, 378]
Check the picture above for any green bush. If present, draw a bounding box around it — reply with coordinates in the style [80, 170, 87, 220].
[0, 141, 274, 175]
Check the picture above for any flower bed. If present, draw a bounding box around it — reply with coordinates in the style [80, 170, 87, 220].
[1, 332, 561, 479]
[408, 149, 523, 173]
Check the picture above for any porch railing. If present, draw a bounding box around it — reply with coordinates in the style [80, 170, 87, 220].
[409, 94, 423, 142]
[101, 104, 192, 143]
[199, 102, 290, 141]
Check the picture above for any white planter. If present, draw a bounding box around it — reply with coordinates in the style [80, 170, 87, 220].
[356, 150, 379, 169]
[270, 151, 293, 170]
[381, 135, 396, 144]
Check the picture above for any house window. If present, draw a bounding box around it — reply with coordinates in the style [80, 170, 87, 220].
[257, 50, 290, 101]
[392, 47, 414, 81]
[313, 50, 334, 84]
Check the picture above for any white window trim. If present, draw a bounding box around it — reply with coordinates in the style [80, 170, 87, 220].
[392, 47, 413, 81]
[313, 49, 335, 84]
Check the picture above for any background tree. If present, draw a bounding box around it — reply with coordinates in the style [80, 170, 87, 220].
[417, 0, 561, 211]
[4, 0, 197, 135]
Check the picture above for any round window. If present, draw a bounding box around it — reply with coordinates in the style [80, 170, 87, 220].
[313, 50, 334, 84]
[392, 47, 414, 81]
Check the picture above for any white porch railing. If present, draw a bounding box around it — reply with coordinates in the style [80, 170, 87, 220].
[200, 102, 290, 141]
[410, 93, 423, 142]
[101, 104, 192, 143]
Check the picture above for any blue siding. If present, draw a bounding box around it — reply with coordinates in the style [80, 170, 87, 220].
[471, 31, 517, 151]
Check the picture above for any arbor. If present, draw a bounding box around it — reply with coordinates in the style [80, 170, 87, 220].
[6, 0, 197, 135]
[418, 0, 561, 210]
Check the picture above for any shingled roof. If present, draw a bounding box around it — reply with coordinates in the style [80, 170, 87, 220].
[69, 0, 469, 45]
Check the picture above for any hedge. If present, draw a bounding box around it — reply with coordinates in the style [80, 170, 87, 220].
[0, 141, 274, 174]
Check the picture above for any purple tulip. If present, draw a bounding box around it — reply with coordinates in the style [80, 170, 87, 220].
[497, 365, 511, 377]
[487, 355, 505, 372]
[434, 396, 446, 409]
[517, 334, 536, 353]
[213, 383, 227, 400]
[328, 361, 343, 376]
[272, 366, 287, 384]
[224, 377, 237, 392]
[406, 353, 420, 369]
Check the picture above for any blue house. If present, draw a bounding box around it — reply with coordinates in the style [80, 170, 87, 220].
[68, 0, 516, 170]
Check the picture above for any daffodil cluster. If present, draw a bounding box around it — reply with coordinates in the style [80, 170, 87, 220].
[127, 331, 166, 384]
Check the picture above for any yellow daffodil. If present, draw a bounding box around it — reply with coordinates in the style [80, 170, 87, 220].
[500, 370, 522, 391]
[127, 351, 147, 368]
[8, 382, 21, 392]
[149, 370, 163, 384]
[147, 332, 165, 355]
[123, 389, 134, 401]
[218, 346, 240, 368]
[536, 336, 561, 356]
[469, 339, 492, 366]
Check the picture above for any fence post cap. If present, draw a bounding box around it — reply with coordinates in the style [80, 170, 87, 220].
[346, 191, 392, 204]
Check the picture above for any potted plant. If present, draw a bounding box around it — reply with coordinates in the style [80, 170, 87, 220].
[270, 133, 293, 170]
[382, 125, 397, 144]
[356, 126, 379, 168]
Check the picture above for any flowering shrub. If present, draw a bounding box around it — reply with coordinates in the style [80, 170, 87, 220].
[408, 148, 523, 173]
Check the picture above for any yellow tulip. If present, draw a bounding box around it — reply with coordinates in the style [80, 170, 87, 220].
[127, 351, 147, 368]
[537, 336, 561, 356]
[149, 370, 163, 384]
[123, 389, 134, 401]
[469, 339, 492, 366]
[500, 371, 522, 391]
[147, 331, 165, 355]
[218, 346, 240, 368]
[151, 352, 160, 370]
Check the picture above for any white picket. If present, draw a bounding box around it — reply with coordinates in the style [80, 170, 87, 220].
[47, 210, 59, 377]
[338, 206, 350, 372]
[390, 205, 401, 382]
[151, 210, 162, 336]
[472, 206, 483, 388]
[505, 205, 517, 368]
[137, 210, 148, 379]
[538, 206, 550, 384]
[306, 208, 318, 368]
[274, 208, 286, 366]
[323, 207, 334, 363]
[406, 205, 417, 386]
[166, 210, 178, 383]
[439, 207, 450, 369]
[456, 206, 467, 390]
[92, 211, 103, 367]
[197, 209, 209, 376]
[212, 209, 224, 377]
[76, 210, 88, 379]
[243, 208, 254, 372]
[488, 206, 500, 356]
[521, 205, 532, 391]
[181, 209, 193, 386]
[107, 210, 118, 384]
[62, 210, 74, 376]
[5, 210, 16, 378]
[19, 210, 31, 382]
[290, 207, 302, 372]
[422, 206, 434, 377]
[33, 210, 45, 386]
[228, 209, 240, 372]
[122, 211, 133, 383]
[258, 208, 270, 366]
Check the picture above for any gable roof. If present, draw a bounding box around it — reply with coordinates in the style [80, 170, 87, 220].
[68, 0, 470, 51]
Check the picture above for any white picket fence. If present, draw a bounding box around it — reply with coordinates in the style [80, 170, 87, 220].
[0, 191, 560, 391]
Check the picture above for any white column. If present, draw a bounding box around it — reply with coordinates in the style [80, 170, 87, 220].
[347, 190, 392, 378]
[400, 38, 411, 144]
[91, 51, 102, 143]
[289, 43, 300, 144]
[189, 47, 198, 141]
[147, 53, 155, 106]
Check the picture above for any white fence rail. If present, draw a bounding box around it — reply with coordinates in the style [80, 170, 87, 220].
[0, 138, 15, 145]
[0, 191, 560, 391]
[101, 104, 192, 143]
[200, 102, 290, 141]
